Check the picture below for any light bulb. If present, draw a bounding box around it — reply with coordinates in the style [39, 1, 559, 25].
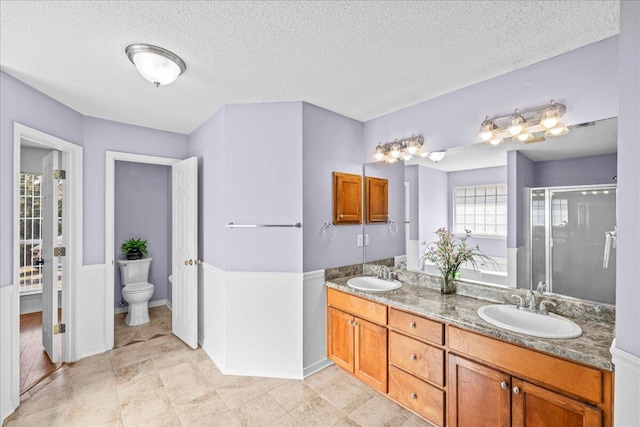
[508, 111, 525, 136]
[402, 154, 412, 161]
[488, 137, 504, 146]
[546, 125, 569, 136]
[541, 108, 560, 129]
[516, 132, 534, 142]
[407, 145, 418, 154]
[386, 158, 398, 164]
[420, 151, 429, 158]
[373, 144, 385, 161]
[390, 144, 401, 158]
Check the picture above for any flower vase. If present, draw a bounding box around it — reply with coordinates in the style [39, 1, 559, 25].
[440, 272, 458, 294]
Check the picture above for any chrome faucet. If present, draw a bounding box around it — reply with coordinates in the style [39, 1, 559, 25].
[377, 265, 390, 280]
[525, 290, 537, 311]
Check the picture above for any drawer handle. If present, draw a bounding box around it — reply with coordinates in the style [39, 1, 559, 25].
[348, 320, 353, 326]
[500, 381, 507, 390]
[513, 386, 520, 395]
[410, 393, 417, 399]
[410, 354, 417, 361]
[352, 321, 358, 327]
[410, 322, 416, 329]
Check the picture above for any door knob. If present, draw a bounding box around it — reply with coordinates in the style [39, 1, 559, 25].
[189, 259, 193, 265]
[197, 259, 202, 265]
[513, 386, 520, 394]
[410, 393, 417, 399]
[339, 214, 344, 219]
[184, 260, 188, 266]
[410, 322, 416, 328]
[410, 354, 417, 361]
[501, 381, 507, 390]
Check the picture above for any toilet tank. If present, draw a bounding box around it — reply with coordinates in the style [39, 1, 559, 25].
[117, 258, 152, 286]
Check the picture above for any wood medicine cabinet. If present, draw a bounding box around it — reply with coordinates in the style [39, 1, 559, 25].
[333, 172, 362, 224]
[366, 176, 389, 223]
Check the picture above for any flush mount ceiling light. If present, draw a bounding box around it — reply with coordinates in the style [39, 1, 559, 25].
[373, 134, 426, 163]
[477, 100, 568, 145]
[125, 44, 186, 87]
[427, 150, 446, 163]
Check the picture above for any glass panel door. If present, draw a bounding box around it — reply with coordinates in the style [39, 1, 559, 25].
[531, 186, 616, 304]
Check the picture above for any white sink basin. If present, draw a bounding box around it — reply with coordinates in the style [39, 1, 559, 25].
[477, 304, 582, 339]
[347, 277, 402, 292]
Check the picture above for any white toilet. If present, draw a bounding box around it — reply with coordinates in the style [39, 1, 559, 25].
[117, 258, 155, 326]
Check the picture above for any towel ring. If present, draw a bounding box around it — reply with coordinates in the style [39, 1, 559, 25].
[321, 221, 337, 241]
[388, 220, 398, 237]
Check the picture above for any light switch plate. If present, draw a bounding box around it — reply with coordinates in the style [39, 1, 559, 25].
[357, 235, 364, 247]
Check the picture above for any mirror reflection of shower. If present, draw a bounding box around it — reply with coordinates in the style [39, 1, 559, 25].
[530, 185, 616, 304]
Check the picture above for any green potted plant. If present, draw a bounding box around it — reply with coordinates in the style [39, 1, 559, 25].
[420, 228, 496, 294]
[121, 238, 148, 260]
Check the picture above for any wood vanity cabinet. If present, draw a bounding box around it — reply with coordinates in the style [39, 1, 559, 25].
[365, 176, 388, 223]
[388, 309, 446, 426]
[326, 289, 613, 427]
[333, 172, 362, 224]
[448, 327, 609, 427]
[327, 289, 388, 392]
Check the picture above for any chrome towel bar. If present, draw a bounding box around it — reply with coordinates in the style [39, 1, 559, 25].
[226, 222, 302, 228]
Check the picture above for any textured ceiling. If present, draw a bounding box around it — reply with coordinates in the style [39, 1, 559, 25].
[0, 1, 619, 135]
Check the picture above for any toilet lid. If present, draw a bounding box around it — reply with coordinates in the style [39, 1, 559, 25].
[123, 282, 154, 293]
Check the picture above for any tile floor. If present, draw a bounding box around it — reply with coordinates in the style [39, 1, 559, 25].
[20, 310, 62, 394]
[114, 306, 172, 348]
[5, 333, 435, 427]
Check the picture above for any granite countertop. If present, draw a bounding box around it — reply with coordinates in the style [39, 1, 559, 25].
[326, 276, 615, 371]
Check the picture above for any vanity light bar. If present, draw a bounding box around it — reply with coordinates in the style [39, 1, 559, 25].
[478, 100, 569, 146]
[373, 134, 427, 163]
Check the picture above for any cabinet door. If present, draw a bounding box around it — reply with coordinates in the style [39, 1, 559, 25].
[333, 172, 362, 224]
[355, 317, 388, 392]
[512, 378, 602, 427]
[327, 307, 355, 373]
[366, 176, 388, 223]
[448, 355, 511, 427]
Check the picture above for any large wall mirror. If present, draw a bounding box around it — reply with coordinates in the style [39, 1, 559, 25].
[363, 117, 617, 305]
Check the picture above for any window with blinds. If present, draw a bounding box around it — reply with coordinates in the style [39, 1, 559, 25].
[454, 184, 508, 237]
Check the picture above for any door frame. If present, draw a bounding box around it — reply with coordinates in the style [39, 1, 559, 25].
[104, 151, 180, 350]
[12, 123, 83, 402]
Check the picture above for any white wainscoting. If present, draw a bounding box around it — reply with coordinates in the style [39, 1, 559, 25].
[611, 339, 640, 426]
[302, 270, 332, 377]
[198, 263, 330, 379]
[76, 264, 107, 360]
[1, 285, 18, 425]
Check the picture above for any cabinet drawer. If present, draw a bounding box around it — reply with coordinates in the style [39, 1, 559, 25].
[389, 331, 444, 386]
[448, 327, 603, 404]
[328, 288, 387, 325]
[389, 308, 444, 345]
[389, 366, 445, 427]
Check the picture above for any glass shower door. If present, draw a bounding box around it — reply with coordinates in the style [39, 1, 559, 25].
[531, 186, 616, 304]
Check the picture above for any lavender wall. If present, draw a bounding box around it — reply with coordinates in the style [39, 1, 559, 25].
[223, 102, 304, 273]
[364, 161, 405, 262]
[448, 166, 508, 258]
[417, 165, 448, 247]
[404, 166, 419, 241]
[82, 117, 188, 265]
[616, 1, 640, 357]
[302, 103, 364, 271]
[507, 152, 534, 249]
[114, 162, 171, 307]
[533, 154, 617, 188]
[0, 71, 84, 287]
[363, 37, 618, 157]
[20, 146, 55, 174]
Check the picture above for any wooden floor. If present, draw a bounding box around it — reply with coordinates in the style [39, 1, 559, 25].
[20, 310, 62, 395]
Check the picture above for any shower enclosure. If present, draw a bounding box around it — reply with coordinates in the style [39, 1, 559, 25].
[530, 185, 616, 304]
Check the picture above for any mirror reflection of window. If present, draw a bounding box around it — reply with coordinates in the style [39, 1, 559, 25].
[454, 184, 507, 237]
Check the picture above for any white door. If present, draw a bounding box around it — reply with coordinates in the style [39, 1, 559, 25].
[172, 157, 198, 348]
[41, 151, 59, 363]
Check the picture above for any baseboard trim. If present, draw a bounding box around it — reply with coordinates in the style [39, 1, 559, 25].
[303, 358, 333, 378]
[114, 299, 170, 314]
[78, 344, 107, 360]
